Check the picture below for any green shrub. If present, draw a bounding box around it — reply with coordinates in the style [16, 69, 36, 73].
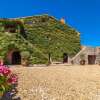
[21, 51, 30, 59]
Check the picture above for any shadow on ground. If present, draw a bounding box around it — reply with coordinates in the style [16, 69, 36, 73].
[1, 84, 21, 100]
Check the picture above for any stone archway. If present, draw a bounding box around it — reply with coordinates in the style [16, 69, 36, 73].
[12, 51, 21, 65]
[7, 50, 21, 65]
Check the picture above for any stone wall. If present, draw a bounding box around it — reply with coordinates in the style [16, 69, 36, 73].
[72, 47, 100, 65]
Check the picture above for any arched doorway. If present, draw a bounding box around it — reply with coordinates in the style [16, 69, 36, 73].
[12, 51, 21, 65]
[63, 53, 68, 63]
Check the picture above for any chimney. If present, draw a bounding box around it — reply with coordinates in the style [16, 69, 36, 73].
[60, 18, 65, 24]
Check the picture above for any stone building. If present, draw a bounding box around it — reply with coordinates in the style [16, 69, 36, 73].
[0, 15, 80, 65]
[72, 46, 100, 65]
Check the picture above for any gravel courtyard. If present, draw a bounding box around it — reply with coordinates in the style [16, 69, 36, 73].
[11, 65, 100, 100]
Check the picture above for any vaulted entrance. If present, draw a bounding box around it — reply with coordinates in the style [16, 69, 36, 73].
[63, 53, 68, 63]
[12, 51, 21, 65]
[88, 55, 96, 64]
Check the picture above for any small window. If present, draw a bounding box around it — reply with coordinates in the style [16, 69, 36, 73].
[25, 21, 33, 25]
[41, 17, 49, 22]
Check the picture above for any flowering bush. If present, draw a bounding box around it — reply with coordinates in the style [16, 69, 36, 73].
[0, 65, 18, 95]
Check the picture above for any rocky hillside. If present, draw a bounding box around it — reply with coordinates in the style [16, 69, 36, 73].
[0, 15, 80, 64]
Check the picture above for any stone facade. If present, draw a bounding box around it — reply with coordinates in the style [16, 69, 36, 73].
[71, 46, 100, 65]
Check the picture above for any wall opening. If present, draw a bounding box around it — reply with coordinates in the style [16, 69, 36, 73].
[12, 51, 21, 65]
[63, 53, 68, 63]
[88, 55, 96, 64]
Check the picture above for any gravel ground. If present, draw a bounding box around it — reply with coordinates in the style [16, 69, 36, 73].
[11, 65, 100, 100]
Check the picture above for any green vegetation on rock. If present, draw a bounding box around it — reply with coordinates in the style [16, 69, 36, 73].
[0, 15, 80, 64]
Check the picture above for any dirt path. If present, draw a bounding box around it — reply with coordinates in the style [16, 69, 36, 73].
[11, 65, 100, 100]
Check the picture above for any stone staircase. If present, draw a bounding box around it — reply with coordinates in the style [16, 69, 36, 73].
[71, 47, 87, 64]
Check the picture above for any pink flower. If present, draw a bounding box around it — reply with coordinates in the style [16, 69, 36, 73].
[3, 67, 11, 76]
[0, 67, 3, 73]
[0, 64, 18, 93]
[8, 74, 18, 84]
[0, 65, 11, 76]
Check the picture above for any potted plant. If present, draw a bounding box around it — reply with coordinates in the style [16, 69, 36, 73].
[80, 54, 86, 65]
[0, 65, 18, 98]
[21, 51, 30, 66]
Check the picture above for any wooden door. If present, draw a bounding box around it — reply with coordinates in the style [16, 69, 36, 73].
[88, 55, 96, 64]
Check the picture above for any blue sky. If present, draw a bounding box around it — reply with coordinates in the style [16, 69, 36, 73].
[0, 0, 99, 46]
